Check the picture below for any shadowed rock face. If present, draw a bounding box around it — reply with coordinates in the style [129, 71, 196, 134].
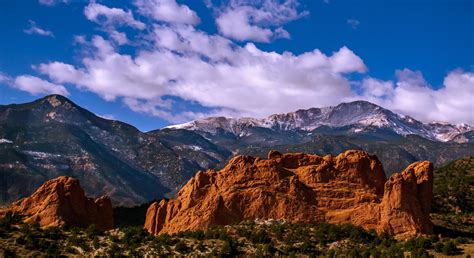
[145, 150, 433, 239]
[0, 176, 113, 231]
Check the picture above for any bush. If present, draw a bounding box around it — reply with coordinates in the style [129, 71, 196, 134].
[455, 237, 469, 244]
[204, 226, 229, 240]
[106, 243, 122, 256]
[442, 241, 458, 255]
[0, 212, 22, 231]
[405, 237, 433, 251]
[299, 241, 313, 254]
[42, 226, 62, 240]
[121, 226, 151, 248]
[434, 242, 444, 252]
[410, 248, 432, 258]
[249, 229, 272, 244]
[155, 233, 177, 246]
[174, 240, 188, 253]
[220, 239, 238, 257]
[85, 224, 100, 238]
[385, 244, 404, 258]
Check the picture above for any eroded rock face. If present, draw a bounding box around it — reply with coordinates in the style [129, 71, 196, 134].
[145, 150, 433, 239]
[378, 161, 433, 238]
[0, 176, 114, 230]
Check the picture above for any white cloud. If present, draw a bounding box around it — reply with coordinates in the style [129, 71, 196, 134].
[24, 20, 54, 37]
[134, 0, 200, 25]
[38, 0, 68, 6]
[73, 35, 87, 44]
[0, 72, 12, 84]
[216, 7, 273, 42]
[7, 75, 69, 96]
[84, 2, 145, 30]
[347, 18, 360, 29]
[360, 77, 394, 99]
[359, 69, 474, 124]
[274, 27, 290, 39]
[19, 0, 473, 125]
[38, 22, 366, 121]
[214, 0, 307, 42]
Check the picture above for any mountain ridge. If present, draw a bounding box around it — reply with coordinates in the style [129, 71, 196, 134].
[0, 95, 473, 207]
[166, 100, 471, 143]
[0, 95, 229, 206]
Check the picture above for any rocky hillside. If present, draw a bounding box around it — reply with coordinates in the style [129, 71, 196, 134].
[0, 95, 229, 206]
[145, 150, 433, 239]
[0, 95, 472, 207]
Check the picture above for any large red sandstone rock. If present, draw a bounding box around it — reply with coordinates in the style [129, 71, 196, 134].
[145, 150, 433, 239]
[0, 176, 114, 231]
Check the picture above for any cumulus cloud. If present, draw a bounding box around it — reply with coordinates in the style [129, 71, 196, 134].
[213, 0, 308, 42]
[19, 1, 473, 125]
[24, 20, 54, 37]
[84, 2, 145, 30]
[38, 22, 367, 120]
[83, 2, 146, 45]
[14, 76, 69, 96]
[0, 72, 69, 96]
[134, 0, 200, 25]
[359, 69, 474, 124]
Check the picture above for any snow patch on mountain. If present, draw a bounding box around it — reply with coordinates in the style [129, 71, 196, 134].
[166, 101, 472, 142]
[0, 138, 13, 144]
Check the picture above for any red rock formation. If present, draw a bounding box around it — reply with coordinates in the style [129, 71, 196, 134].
[378, 161, 433, 238]
[0, 176, 114, 230]
[145, 150, 433, 239]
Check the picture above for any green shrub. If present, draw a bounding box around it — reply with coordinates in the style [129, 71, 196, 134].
[121, 226, 151, 248]
[204, 226, 229, 240]
[220, 239, 238, 257]
[455, 237, 469, 244]
[249, 229, 272, 244]
[42, 226, 62, 240]
[442, 241, 458, 255]
[410, 247, 432, 258]
[85, 224, 100, 238]
[174, 240, 188, 253]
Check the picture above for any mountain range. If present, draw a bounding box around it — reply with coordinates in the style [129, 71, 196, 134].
[0, 95, 472, 206]
[167, 100, 471, 143]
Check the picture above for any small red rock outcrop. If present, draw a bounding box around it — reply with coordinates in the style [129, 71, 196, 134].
[0, 176, 114, 230]
[145, 150, 433, 239]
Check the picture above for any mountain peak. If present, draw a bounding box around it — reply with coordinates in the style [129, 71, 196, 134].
[39, 94, 76, 108]
[167, 100, 472, 142]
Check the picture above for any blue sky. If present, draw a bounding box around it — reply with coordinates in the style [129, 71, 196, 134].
[0, 0, 473, 131]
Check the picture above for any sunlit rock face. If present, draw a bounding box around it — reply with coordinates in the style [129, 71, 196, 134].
[0, 176, 114, 231]
[145, 150, 433, 239]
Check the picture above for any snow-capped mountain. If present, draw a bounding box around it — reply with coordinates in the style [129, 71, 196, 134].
[167, 101, 472, 142]
[1, 95, 472, 207]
